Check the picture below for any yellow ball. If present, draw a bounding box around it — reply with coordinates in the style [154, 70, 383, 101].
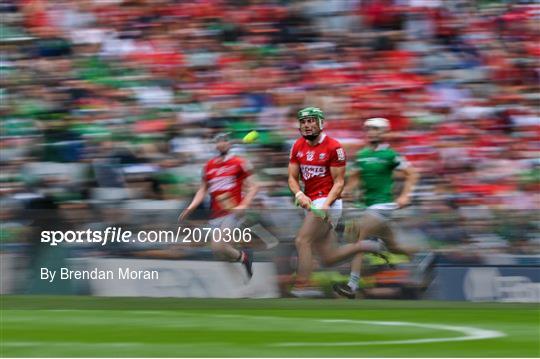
[242, 130, 259, 143]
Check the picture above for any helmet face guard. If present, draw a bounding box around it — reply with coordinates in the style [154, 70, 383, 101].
[213, 132, 232, 156]
[297, 107, 325, 130]
[213, 132, 231, 143]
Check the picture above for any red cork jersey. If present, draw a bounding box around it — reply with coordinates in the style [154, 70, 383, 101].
[204, 155, 251, 218]
[289, 133, 346, 200]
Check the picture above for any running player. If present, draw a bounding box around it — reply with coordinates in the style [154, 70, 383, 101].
[333, 117, 420, 298]
[179, 132, 259, 278]
[288, 107, 385, 296]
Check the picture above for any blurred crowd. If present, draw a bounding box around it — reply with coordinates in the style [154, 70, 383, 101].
[1, 0, 539, 258]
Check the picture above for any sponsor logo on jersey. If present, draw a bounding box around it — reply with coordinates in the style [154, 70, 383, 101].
[208, 165, 236, 176]
[208, 176, 235, 193]
[300, 164, 326, 180]
[297, 151, 304, 158]
[307, 151, 315, 161]
[319, 153, 326, 160]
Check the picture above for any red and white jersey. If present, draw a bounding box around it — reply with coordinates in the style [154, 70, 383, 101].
[204, 155, 251, 218]
[289, 133, 346, 200]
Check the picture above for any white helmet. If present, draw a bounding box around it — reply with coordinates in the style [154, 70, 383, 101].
[364, 117, 390, 130]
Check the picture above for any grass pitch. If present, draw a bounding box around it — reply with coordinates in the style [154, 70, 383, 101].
[1, 296, 538, 357]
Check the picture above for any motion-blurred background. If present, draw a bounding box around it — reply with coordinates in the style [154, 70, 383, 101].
[1, 0, 539, 301]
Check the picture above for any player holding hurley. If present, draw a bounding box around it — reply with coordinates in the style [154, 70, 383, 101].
[333, 117, 420, 299]
[179, 132, 259, 279]
[288, 107, 385, 297]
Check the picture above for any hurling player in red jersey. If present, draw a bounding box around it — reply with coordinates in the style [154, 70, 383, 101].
[288, 107, 384, 297]
[179, 132, 259, 278]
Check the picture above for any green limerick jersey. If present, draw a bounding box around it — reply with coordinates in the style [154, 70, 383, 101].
[355, 144, 407, 206]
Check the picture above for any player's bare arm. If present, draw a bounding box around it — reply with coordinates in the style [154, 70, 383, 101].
[178, 180, 208, 222]
[394, 165, 419, 208]
[343, 168, 360, 200]
[288, 161, 311, 209]
[321, 166, 345, 211]
[234, 174, 260, 212]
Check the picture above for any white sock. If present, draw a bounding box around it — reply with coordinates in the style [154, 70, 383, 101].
[236, 250, 245, 262]
[348, 272, 360, 291]
[358, 240, 382, 252]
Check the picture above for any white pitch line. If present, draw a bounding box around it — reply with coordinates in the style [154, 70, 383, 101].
[191, 313, 506, 347]
[2, 312, 506, 350]
[275, 319, 506, 347]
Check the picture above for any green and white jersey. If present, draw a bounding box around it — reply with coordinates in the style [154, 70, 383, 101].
[354, 144, 408, 207]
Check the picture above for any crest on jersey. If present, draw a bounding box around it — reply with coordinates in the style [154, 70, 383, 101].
[307, 151, 314, 161]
